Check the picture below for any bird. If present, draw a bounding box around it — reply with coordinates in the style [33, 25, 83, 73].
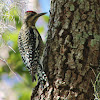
[18, 11, 48, 88]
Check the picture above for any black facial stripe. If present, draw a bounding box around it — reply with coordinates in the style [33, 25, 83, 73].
[32, 15, 39, 24]
[26, 14, 33, 21]
[31, 13, 36, 16]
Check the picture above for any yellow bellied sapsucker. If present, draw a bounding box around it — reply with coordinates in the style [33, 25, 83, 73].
[18, 11, 48, 87]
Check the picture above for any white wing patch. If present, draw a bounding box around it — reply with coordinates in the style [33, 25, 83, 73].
[34, 29, 39, 49]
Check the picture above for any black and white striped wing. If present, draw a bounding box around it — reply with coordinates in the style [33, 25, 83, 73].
[18, 27, 38, 77]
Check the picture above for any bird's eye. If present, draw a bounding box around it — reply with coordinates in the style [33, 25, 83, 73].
[31, 13, 36, 16]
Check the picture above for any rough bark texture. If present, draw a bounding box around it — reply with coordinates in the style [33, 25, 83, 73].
[31, 0, 100, 100]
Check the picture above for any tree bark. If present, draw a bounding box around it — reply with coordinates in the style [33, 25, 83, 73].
[31, 0, 100, 100]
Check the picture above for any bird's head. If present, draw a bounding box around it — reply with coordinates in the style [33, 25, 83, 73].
[24, 11, 46, 26]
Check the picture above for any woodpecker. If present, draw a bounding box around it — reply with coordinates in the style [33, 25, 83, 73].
[18, 11, 48, 87]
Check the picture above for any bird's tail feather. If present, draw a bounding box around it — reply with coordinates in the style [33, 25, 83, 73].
[37, 64, 49, 89]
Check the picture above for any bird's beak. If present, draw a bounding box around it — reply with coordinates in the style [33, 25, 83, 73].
[36, 12, 47, 18]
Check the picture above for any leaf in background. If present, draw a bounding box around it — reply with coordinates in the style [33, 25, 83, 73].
[38, 26, 44, 34]
[43, 15, 49, 23]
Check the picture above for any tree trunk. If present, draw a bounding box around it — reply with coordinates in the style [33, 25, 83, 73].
[31, 0, 100, 100]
